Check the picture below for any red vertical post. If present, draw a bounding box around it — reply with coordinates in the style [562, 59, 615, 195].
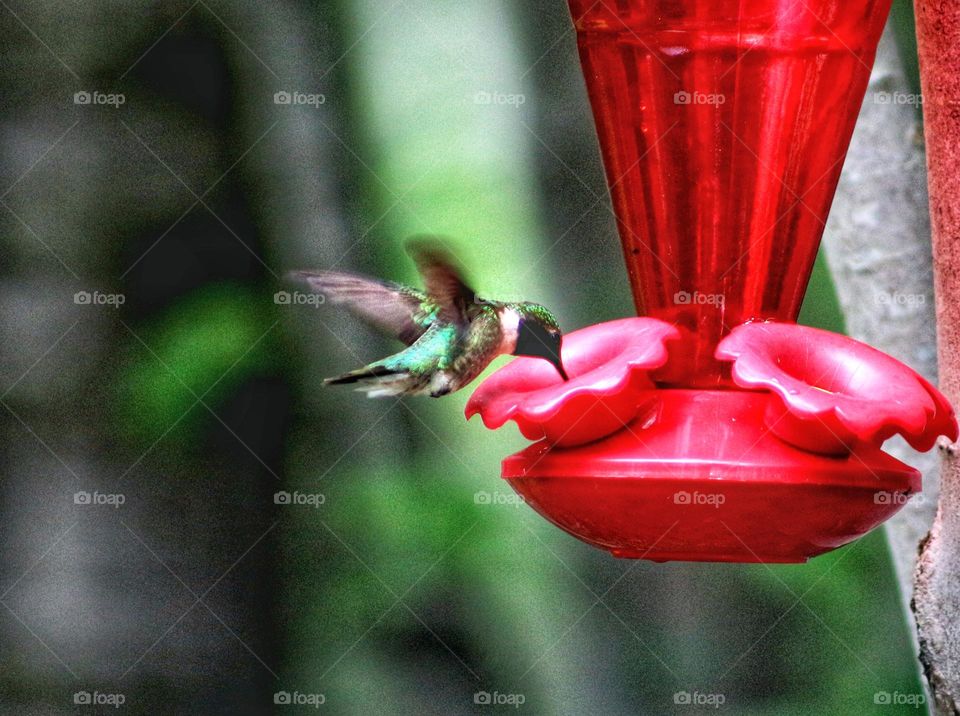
[912, 0, 960, 711]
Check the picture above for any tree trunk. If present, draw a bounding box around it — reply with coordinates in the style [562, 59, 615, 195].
[820, 23, 934, 634]
[912, 1, 960, 713]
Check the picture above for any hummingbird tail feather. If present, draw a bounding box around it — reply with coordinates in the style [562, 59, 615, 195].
[324, 365, 400, 386]
[325, 365, 416, 398]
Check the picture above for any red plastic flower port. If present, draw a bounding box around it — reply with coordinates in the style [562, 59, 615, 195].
[716, 322, 958, 455]
[465, 318, 679, 447]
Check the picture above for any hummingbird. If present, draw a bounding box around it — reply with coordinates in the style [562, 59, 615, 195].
[288, 239, 568, 398]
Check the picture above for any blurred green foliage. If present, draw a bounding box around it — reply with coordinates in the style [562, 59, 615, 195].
[116, 283, 275, 444]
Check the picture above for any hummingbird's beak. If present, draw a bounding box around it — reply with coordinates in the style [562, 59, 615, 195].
[550, 344, 569, 382]
[514, 321, 569, 381]
[551, 334, 569, 381]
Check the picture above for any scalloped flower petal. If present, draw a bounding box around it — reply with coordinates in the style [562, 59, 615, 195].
[716, 322, 958, 454]
[466, 317, 680, 447]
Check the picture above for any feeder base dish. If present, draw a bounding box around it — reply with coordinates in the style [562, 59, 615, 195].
[502, 390, 919, 563]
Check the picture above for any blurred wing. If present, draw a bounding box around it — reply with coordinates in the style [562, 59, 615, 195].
[288, 271, 430, 345]
[405, 237, 476, 324]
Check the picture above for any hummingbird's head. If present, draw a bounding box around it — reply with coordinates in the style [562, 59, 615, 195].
[509, 303, 568, 381]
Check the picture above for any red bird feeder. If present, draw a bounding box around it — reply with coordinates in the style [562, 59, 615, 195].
[467, 0, 958, 562]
